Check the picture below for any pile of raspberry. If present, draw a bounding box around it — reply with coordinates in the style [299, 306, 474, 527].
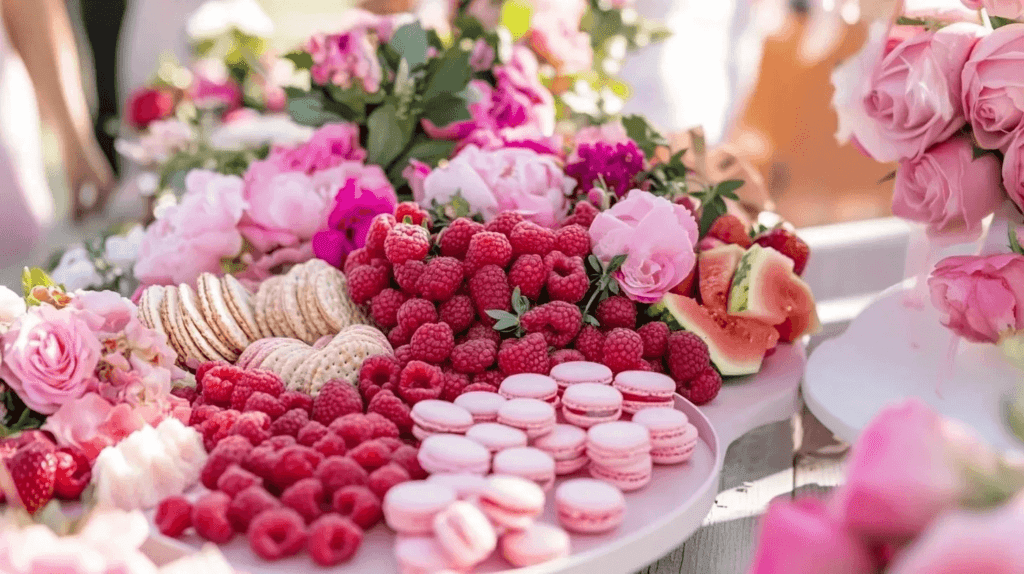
[159, 362, 425, 566]
[347, 201, 723, 406]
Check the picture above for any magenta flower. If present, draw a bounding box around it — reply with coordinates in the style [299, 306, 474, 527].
[312, 167, 398, 268]
[566, 141, 646, 197]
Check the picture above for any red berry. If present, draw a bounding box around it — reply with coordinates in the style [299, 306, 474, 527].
[347, 262, 390, 305]
[359, 355, 401, 402]
[554, 224, 590, 258]
[438, 295, 476, 334]
[497, 333, 549, 375]
[396, 298, 437, 333]
[666, 331, 712, 383]
[366, 390, 413, 436]
[389, 325, 412, 348]
[367, 464, 410, 499]
[349, 440, 391, 471]
[439, 218, 485, 258]
[200, 409, 241, 451]
[189, 404, 222, 426]
[409, 322, 455, 363]
[394, 259, 426, 294]
[520, 301, 582, 347]
[638, 321, 671, 359]
[270, 408, 310, 437]
[316, 456, 369, 494]
[465, 232, 513, 275]
[484, 211, 524, 237]
[308, 514, 364, 566]
[217, 464, 263, 497]
[549, 348, 586, 370]
[279, 391, 313, 414]
[297, 421, 331, 446]
[466, 322, 501, 345]
[602, 328, 644, 374]
[562, 201, 599, 228]
[398, 361, 444, 404]
[417, 257, 464, 302]
[312, 381, 363, 426]
[171, 386, 198, 404]
[329, 414, 373, 448]
[644, 358, 666, 373]
[596, 296, 637, 331]
[389, 445, 427, 479]
[243, 446, 280, 480]
[202, 365, 245, 406]
[195, 360, 229, 392]
[754, 228, 811, 275]
[370, 288, 408, 329]
[281, 477, 328, 523]
[156, 496, 192, 538]
[266, 435, 297, 450]
[365, 213, 396, 257]
[332, 485, 382, 529]
[469, 265, 511, 326]
[245, 392, 286, 420]
[231, 411, 272, 446]
[544, 251, 588, 303]
[228, 485, 280, 532]
[395, 201, 432, 227]
[508, 254, 548, 300]
[247, 507, 308, 560]
[510, 221, 555, 256]
[574, 325, 605, 362]
[364, 412, 401, 439]
[343, 246, 373, 275]
[194, 491, 234, 543]
[201, 435, 254, 490]
[271, 445, 323, 489]
[440, 370, 471, 401]
[52, 446, 90, 500]
[708, 214, 752, 248]
[681, 367, 723, 405]
[385, 223, 430, 265]
[312, 432, 348, 458]
[471, 370, 504, 389]
[450, 338, 497, 374]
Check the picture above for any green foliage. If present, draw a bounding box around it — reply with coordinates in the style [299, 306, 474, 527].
[622, 115, 669, 158]
[697, 180, 743, 237]
[641, 147, 691, 199]
[580, 253, 628, 325]
[21, 267, 56, 299]
[1009, 225, 1024, 256]
[487, 287, 531, 335]
[0, 391, 45, 438]
[390, 22, 430, 67]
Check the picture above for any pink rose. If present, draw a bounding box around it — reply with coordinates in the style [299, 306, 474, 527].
[308, 28, 383, 92]
[963, 24, 1024, 150]
[70, 289, 137, 335]
[416, 145, 575, 227]
[928, 253, 1024, 343]
[961, 0, 1024, 19]
[0, 305, 100, 414]
[892, 135, 1003, 237]
[42, 393, 117, 460]
[863, 23, 984, 160]
[748, 498, 875, 574]
[588, 190, 699, 303]
[1001, 131, 1024, 211]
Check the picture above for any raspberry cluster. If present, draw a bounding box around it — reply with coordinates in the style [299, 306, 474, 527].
[158, 362, 424, 565]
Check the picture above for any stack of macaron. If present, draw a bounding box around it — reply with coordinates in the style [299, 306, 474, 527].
[585, 421, 653, 491]
[631, 408, 700, 465]
[498, 373, 561, 407]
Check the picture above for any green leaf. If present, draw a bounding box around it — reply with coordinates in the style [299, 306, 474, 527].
[284, 51, 314, 70]
[699, 197, 727, 237]
[512, 287, 529, 315]
[493, 317, 518, 331]
[990, 15, 1018, 29]
[389, 22, 429, 68]
[287, 94, 347, 127]
[607, 254, 628, 273]
[423, 48, 472, 102]
[608, 280, 620, 295]
[716, 180, 744, 199]
[895, 16, 928, 26]
[622, 115, 668, 158]
[21, 267, 55, 298]
[366, 103, 414, 170]
[583, 314, 600, 327]
[387, 137, 457, 186]
[1010, 225, 1024, 256]
[486, 309, 517, 322]
[421, 93, 472, 128]
[587, 254, 602, 272]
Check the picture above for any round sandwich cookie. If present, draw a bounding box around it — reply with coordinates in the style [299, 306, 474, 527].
[253, 276, 276, 338]
[394, 535, 463, 574]
[433, 500, 497, 568]
[499, 373, 559, 406]
[281, 269, 315, 344]
[533, 424, 588, 475]
[613, 370, 676, 414]
[477, 475, 545, 530]
[550, 361, 613, 392]
[294, 261, 334, 340]
[411, 400, 474, 440]
[586, 421, 652, 468]
[453, 391, 506, 423]
[589, 453, 653, 492]
[426, 473, 489, 501]
[196, 273, 250, 355]
[160, 286, 204, 366]
[383, 481, 457, 534]
[555, 478, 626, 533]
[492, 447, 556, 492]
[314, 265, 362, 332]
[496, 398, 556, 439]
[465, 423, 528, 454]
[220, 274, 260, 342]
[178, 284, 237, 362]
[632, 407, 700, 464]
[417, 434, 491, 476]
[561, 382, 623, 428]
[500, 523, 570, 567]
[269, 280, 300, 340]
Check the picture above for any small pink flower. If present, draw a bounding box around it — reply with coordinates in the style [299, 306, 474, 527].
[189, 60, 243, 111]
[269, 122, 366, 173]
[961, 0, 1024, 19]
[308, 28, 383, 92]
[962, 23, 1024, 150]
[469, 38, 495, 72]
[928, 253, 1024, 343]
[403, 159, 431, 204]
[42, 393, 117, 460]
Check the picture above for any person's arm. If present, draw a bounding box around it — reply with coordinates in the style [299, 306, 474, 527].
[2, 0, 114, 221]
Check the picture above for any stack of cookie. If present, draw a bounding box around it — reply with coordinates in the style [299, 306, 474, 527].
[236, 325, 393, 395]
[253, 259, 367, 345]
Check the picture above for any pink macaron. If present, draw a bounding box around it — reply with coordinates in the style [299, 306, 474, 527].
[433, 500, 497, 568]
[499, 373, 560, 406]
[453, 391, 507, 423]
[383, 481, 457, 534]
[497, 398, 556, 439]
[560, 382, 623, 428]
[589, 454, 652, 492]
[586, 420, 651, 467]
[426, 473, 489, 501]
[465, 423, 529, 454]
[394, 535, 462, 574]
[631, 407, 700, 464]
[612, 371, 676, 414]
[477, 475, 546, 530]
[410, 400, 474, 440]
[417, 434, 491, 475]
[492, 447, 557, 492]
[500, 523, 571, 567]
[532, 424, 588, 475]
[550, 361, 613, 393]
[555, 478, 626, 533]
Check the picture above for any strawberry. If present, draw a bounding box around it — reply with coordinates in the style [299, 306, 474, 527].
[53, 446, 91, 500]
[754, 228, 810, 275]
[707, 215, 752, 248]
[1, 442, 57, 514]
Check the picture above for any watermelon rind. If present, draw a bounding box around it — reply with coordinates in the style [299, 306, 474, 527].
[655, 294, 767, 376]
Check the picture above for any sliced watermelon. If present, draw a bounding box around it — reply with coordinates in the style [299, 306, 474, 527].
[728, 245, 821, 342]
[698, 245, 746, 311]
[654, 294, 779, 376]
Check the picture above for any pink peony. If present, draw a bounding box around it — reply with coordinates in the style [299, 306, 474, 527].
[239, 168, 330, 253]
[416, 144, 575, 227]
[403, 158, 432, 204]
[308, 28, 383, 92]
[528, 0, 593, 75]
[748, 498, 876, 574]
[961, 0, 1024, 18]
[237, 242, 315, 284]
[891, 135, 1003, 238]
[962, 23, 1024, 150]
[588, 189, 699, 303]
[0, 304, 101, 414]
[0, 285, 26, 329]
[268, 122, 366, 173]
[928, 253, 1024, 343]
[312, 169, 398, 268]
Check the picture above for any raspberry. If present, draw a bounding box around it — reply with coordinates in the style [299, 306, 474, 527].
[497, 333, 549, 375]
[242, 370, 285, 398]
[644, 358, 666, 372]
[308, 514, 363, 566]
[156, 496, 192, 538]
[297, 421, 330, 446]
[602, 328, 644, 374]
[266, 436, 297, 450]
[394, 345, 413, 368]
[395, 201, 432, 227]
[230, 412, 271, 447]
[279, 391, 313, 414]
[245, 392, 286, 420]
[562, 201, 599, 228]
[435, 370, 466, 401]
[379, 437, 405, 452]
[465, 232, 513, 275]
[439, 295, 476, 334]
[171, 386, 197, 404]
[638, 321, 670, 359]
[409, 322, 455, 363]
[370, 288, 408, 329]
[349, 440, 391, 471]
[554, 224, 590, 258]
[347, 263, 389, 305]
[450, 339, 497, 374]
[484, 211, 524, 237]
[243, 446, 280, 480]
[228, 485, 280, 532]
[202, 365, 244, 406]
[201, 434, 252, 489]
[520, 301, 582, 347]
[364, 412, 401, 439]
[217, 464, 263, 497]
[195, 360, 229, 392]
[439, 217, 486, 258]
[316, 456, 369, 494]
[471, 369, 503, 388]
[313, 432, 348, 458]
[367, 464, 410, 499]
[358, 356, 401, 403]
[544, 251, 588, 303]
[510, 221, 555, 256]
[469, 265, 511, 326]
[329, 414, 373, 448]
[385, 223, 430, 265]
[189, 404, 222, 426]
[271, 445, 323, 489]
[680, 367, 722, 405]
[574, 325, 605, 362]
[394, 260, 426, 294]
[708, 214, 753, 248]
[366, 390, 413, 436]
[549, 348, 586, 370]
[270, 408, 310, 437]
[193, 491, 234, 543]
[508, 254, 548, 300]
[596, 296, 637, 330]
[389, 445, 427, 479]
[312, 381, 363, 425]
[281, 477, 327, 523]
[247, 508, 307, 560]
[396, 298, 437, 333]
[389, 325, 411, 347]
[332, 485, 382, 529]
[666, 331, 711, 382]
[466, 322, 502, 345]
[398, 360, 444, 404]
[200, 409, 241, 451]
[343, 246, 373, 276]
[417, 257, 464, 302]
[755, 228, 810, 275]
[365, 213, 396, 257]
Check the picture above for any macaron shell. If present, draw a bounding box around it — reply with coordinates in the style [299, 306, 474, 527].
[550, 361, 614, 388]
[394, 535, 461, 574]
[555, 478, 626, 533]
[500, 523, 570, 567]
[532, 424, 587, 461]
[651, 424, 699, 464]
[496, 398, 556, 439]
[492, 447, 556, 492]
[425, 473, 489, 500]
[586, 421, 652, 468]
[477, 475, 545, 530]
[432, 501, 496, 568]
[589, 454, 653, 491]
[465, 423, 528, 453]
[499, 373, 559, 403]
[384, 481, 457, 534]
[560, 383, 623, 428]
[417, 434, 491, 475]
[613, 371, 676, 414]
[453, 391, 507, 423]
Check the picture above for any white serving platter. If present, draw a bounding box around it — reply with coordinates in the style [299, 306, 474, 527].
[144, 343, 805, 573]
